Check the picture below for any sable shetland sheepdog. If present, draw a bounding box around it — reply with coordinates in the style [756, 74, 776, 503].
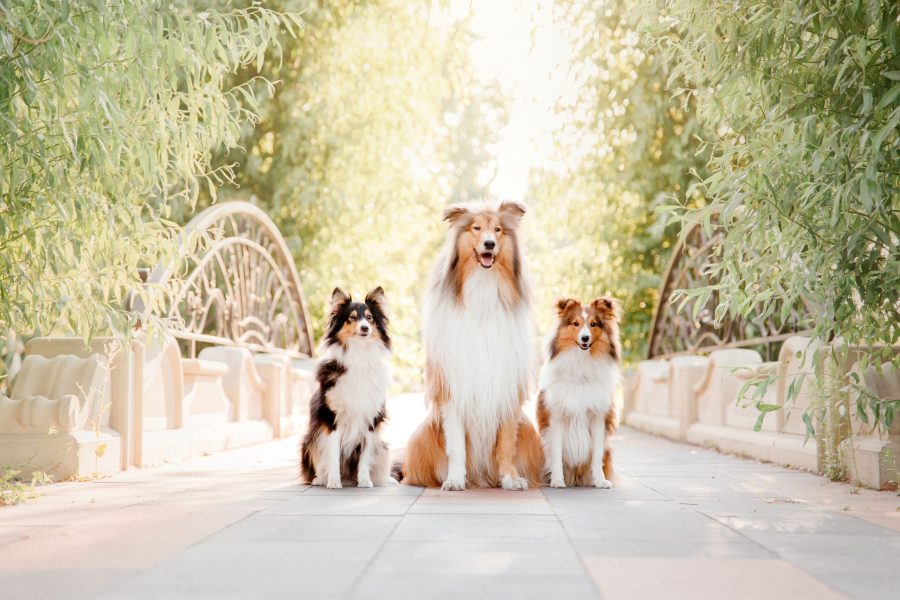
[536, 296, 622, 488]
[300, 287, 397, 488]
[403, 200, 543, 491]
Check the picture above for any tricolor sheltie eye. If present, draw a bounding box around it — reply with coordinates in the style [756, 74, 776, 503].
[365, 312, 372, 321]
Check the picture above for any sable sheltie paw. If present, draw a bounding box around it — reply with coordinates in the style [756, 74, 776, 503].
[326, 476, 343, 489]
[549, 478, 566, 489]
[594, 478, 613, 489]
[500, 474, 528, 491]
[381, 477, 400, 486]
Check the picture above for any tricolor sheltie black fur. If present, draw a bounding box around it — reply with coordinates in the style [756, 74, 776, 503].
[299, 287, 397, 488]
[536, 296, 622, 488]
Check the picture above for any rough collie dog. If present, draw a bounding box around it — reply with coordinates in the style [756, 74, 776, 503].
[300, 287, 397, 488]
[403, 200, 543, 491]
[536, 296, 621, 488]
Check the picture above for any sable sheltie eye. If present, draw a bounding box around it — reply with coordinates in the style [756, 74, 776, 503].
[572, 320, 580, 327]
[473, 225, 481, 231]
[590, 321, 598, 328]
[494, 227, 501, 233]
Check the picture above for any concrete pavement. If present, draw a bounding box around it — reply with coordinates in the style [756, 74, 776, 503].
[1, 402, 898, 599]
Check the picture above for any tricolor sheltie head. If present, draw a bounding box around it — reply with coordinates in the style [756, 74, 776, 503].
[323, 287, 391, 351]
[439, 200, 528, 306]
[538, 295, 622, 489]
[550, 296, 622, 360]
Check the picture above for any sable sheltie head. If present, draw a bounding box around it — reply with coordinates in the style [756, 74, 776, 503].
[323, 287, 390, 350]
[437, 200, 528, 306]
[549, 296, 622, 362]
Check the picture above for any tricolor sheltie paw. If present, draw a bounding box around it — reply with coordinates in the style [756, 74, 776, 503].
[326, 478, 343, 489]
[549, 478, 566, 489]
[311, 476, 325, 486]
[441, 478, 466, 491]
[500, 474, 528, 491]
[381, 477, 400, 486]
[357, 478, 374, 488]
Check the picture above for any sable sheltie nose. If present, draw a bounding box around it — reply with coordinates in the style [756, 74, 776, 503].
[579, 333, 591, 349]
[483, 239, 495, 250]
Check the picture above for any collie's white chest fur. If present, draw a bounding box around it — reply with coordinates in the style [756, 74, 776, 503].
[425, 268, 533, 461]
[322, 339, 391, 453]
[540, 348, 618, 466]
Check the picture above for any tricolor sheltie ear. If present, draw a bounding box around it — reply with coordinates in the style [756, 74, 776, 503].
[365, 286, 392, 350]
[556, 298, 578, 316]
[328, 288, 351, 323]
[498, 200, 526, 227]
[442, 204, 469, 226]
[365, 286, 388, 319]
[592, 296, 622, 323]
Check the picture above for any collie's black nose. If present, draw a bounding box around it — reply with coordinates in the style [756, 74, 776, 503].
[580, 334, 589, 342]
[360, 324, 370, 333]
[483, 240, 495, 250]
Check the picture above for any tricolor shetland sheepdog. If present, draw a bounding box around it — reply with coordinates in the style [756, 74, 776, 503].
[537, 296, 622, 488]
[403, 200, 543, 490]
[300, 287, 397, 488]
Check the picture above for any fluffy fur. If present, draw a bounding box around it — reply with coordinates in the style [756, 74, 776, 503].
[299, 287, 397, 488]
[536, 296, 622, 488]
[403, 200, 543, 490]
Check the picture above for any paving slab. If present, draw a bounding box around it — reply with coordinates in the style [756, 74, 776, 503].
[1, 423, 898, 599]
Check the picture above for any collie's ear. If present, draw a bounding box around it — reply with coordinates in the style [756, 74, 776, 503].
[442, 204, 469, 226]
[592, 296, 622, 323]
[365, 286, 388, 318]
[556, 298, 578, 316]
[498, 200, 526, 226]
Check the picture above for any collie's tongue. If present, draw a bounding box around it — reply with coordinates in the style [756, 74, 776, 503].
[479, 253, 494, 268]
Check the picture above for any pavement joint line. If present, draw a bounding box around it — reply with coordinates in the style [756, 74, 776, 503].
[344, 486, 422, 599]
[541, 488, 603, 599]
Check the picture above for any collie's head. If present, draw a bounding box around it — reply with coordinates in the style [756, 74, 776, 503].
[323, 287, 391, 350]
[438, 200, 528, 305]
[548, 296, 622, 362]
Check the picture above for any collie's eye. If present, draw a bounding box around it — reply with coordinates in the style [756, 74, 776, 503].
[590, 322, 598, 328]
[473, 226, 481, 231]
[494, 227, 501, 233]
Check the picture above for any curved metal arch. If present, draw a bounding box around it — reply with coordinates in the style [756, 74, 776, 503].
[145, 201, 314, 358]
[647, 217, 809, 360]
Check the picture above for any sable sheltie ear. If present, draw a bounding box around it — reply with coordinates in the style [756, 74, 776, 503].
[442, 204, 469, 226]
[498, 200, 526, 227]
[365, 286, 389, 320]
[556, 298, 578, 316]
[592, 296, 622, 323]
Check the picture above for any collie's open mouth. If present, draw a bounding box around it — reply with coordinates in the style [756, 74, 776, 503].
[477, 251, 495, 268]
[579, 342, 591, 350]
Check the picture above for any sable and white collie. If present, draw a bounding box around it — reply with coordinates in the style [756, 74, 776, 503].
[536, 296, 621, 488]
[403, 200, 543, 491]
[300, 287, 397, 488]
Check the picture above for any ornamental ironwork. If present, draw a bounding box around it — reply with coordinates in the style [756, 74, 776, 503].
[646, 218, 810, 360]
[144, 202, 314, 358]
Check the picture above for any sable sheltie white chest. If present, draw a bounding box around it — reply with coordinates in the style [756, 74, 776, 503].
[537, 297, 622, 488]
[299, 287, 397, 489]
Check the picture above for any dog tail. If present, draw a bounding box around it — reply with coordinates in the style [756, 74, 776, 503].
[602, 404, 618, 480]
[391, 460, 404, 482]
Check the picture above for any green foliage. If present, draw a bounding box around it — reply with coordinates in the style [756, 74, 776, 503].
[0, 465, 51, 505]
[0, 0, 299, 382]
[651, 1, 899, 367]
[528, 0, 712, 361]
[205, 1, 501, 389]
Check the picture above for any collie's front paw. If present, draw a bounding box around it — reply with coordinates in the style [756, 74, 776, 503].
[326, 478, 343, 489]
[441, 477, 466, 491]
[500, 474, 528, 491]
[357, 478, 373, 488]
[549, 478, 566, 489]
[594, 478, 613, 489]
